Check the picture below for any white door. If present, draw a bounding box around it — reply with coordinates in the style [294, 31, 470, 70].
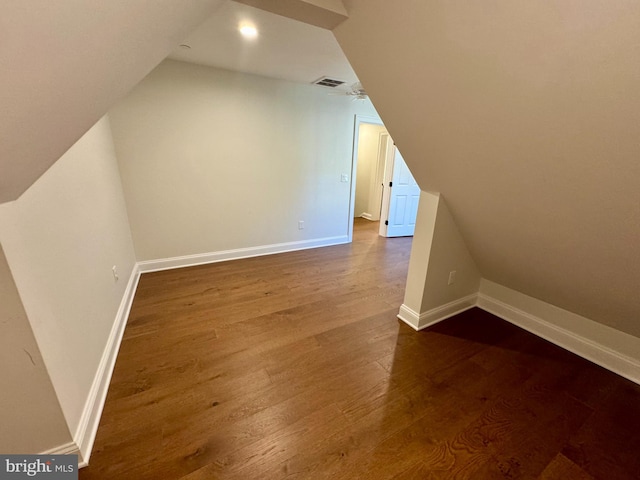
[384, 148, 420, 237]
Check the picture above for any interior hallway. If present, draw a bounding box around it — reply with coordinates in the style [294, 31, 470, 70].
[80, 218, 640, 479]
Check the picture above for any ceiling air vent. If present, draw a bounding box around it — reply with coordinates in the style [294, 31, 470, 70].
[313, 77, 346, 88]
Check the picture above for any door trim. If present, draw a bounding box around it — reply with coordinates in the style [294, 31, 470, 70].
[378, 137, 396, 236]
[348, 114, 384, 242]
[367, 132, 389, 221]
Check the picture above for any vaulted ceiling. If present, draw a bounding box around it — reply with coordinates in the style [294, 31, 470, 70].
[0, 0, 226, 203]
[167, 1, 358, 87]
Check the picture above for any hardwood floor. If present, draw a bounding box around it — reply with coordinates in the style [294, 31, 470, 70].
[80, 219, 640, 479]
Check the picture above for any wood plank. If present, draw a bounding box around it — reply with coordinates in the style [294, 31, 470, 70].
[79, 219, 640, 480]
[538, 454, 594, 480]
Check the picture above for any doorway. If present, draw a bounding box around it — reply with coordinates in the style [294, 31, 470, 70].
[348, 115, 420, 240]
[354, 123, 388, 222]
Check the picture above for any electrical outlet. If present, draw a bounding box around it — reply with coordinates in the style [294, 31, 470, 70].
[298, 220, 305, 230]
[341, 174, 349, 183]
[112, 265, 119, 282]
[448, 270, 456, 285]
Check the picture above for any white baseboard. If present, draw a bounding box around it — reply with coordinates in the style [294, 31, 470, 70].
[137, 236, 349, 273]
[398, 282, 640, 386]
[360, 213, 373, 221]
[72, 264, 141, 466]
[41, 441, 81, 457]
[476, 288, 640, 385]
[397, 304, 421, 329]
[40, 441, 85, 468]
[398, 294, 477, 331]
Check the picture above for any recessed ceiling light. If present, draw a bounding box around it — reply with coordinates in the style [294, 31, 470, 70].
[239, 24, 258, 39]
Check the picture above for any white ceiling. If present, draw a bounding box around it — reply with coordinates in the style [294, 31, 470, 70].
[168, 0, 358, 90]
[0, 0, 226, 204]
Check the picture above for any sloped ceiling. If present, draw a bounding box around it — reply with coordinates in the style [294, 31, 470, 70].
[167, 1, 358, 87]
[234, 0, 348, 29]
[0, 0, 225, 203]
[334, 0, 640, 336]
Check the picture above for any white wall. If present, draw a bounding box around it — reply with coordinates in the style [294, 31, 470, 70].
[0, 116, 137, 437]
[354, 123, 387, 218]
[421, 195, 482, 310]
[108, 60, 380, 261]
[0, 245, 71, 453]
[0, 0, 226, 202]
[402, 192, 439, 314]
[400, 192, 481, 329]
